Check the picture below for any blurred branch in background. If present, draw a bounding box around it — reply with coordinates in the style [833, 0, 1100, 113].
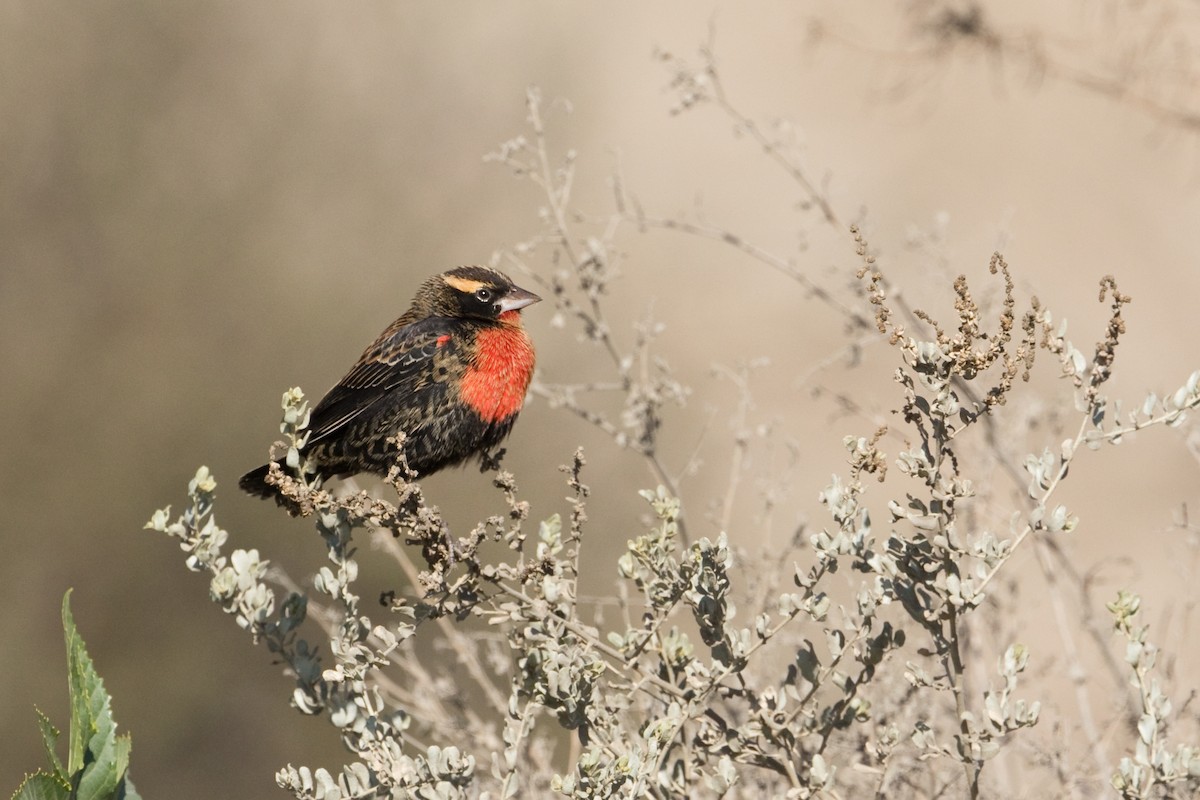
[488, 88, 693, 543]
[812, 1, 1200, 136]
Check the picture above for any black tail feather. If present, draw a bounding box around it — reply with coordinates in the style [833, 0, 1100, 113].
[239, 462, 281, 499]
[239, 460, 314, 515]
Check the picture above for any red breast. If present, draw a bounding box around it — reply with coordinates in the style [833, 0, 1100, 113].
[460, 311, 536, 423]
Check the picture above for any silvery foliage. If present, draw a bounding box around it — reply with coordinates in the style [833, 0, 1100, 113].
[144, 264, 1200, 798]
[142, 87, 1200, 798]
[148, 394, 467, 800]
[1108, 592, 1200, 798]
[850, 248, 1200, 796]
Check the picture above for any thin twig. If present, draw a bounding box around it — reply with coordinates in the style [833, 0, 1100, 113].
[373, 529, 510, 715]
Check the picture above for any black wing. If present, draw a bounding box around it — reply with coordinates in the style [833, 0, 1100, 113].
[304, 316, 459, 448]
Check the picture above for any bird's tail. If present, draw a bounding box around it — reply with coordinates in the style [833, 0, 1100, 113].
[239, 461, 313, 516]
[239, 462, 282, 499]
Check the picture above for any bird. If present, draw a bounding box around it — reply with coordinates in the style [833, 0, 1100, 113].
[239, 266, 541, 504]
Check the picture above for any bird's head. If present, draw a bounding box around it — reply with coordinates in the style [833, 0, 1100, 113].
[417, 266, 542, 324]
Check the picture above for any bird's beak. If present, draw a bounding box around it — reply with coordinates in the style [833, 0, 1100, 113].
[498, 284, 542, 312]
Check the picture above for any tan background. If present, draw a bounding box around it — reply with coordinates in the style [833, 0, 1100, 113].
[3, 2, 1198, 796]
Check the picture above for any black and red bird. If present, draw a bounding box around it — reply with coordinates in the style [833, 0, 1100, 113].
[239, 266, 540, 501]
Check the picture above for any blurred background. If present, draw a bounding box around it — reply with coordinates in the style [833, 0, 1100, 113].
[3, 1, 1199, 796]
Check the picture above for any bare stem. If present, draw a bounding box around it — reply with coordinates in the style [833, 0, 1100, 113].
[373, 529, 510, 715]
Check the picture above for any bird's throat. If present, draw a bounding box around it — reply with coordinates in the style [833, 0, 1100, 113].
[460, 324, 536, 423]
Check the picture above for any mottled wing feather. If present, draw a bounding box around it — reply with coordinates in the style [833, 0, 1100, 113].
[305, 317, 456, 447]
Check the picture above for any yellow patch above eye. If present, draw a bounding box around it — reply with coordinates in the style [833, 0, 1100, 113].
[443, 275, 487, 294]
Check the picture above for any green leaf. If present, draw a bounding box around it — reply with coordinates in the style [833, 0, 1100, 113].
[113, 735, 132, 787]
[34, 709, 65, 780]
[61, 590, 124, 800]
[10, 772, 71, 800]
[64, 591, 87, 774]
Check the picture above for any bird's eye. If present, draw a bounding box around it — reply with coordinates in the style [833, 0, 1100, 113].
[475, 288, 494, 303]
